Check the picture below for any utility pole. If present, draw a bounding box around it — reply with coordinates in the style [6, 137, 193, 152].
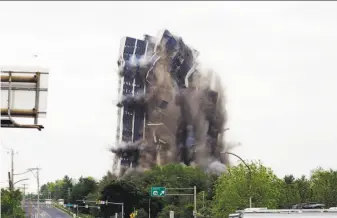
[22, 184, 28, 203]
[37, 167, 40, 218]
[11, 149, 14, 190]
[6, 148, 17, 190]
[8, 171, 12, 189]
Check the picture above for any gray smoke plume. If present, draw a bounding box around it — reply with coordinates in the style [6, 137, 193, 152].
[113, 29, 231, 177]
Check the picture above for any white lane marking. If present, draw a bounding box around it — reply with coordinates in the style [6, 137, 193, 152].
[42, 210, 52, 218]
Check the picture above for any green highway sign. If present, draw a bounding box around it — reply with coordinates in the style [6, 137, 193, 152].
[151, 187, 166, 197]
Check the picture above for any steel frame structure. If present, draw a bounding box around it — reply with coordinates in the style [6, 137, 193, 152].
[1, 70, 48, 130]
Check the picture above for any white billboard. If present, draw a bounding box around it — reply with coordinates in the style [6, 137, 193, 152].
[1, 67, 49, 130]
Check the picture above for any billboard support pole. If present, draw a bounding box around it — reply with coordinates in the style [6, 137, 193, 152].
[34, 72, 40, 125]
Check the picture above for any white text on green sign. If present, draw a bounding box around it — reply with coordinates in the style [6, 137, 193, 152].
[151, 187, 166, 197]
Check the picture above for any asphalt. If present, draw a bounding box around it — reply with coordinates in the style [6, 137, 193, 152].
[23, 202, 72, 218]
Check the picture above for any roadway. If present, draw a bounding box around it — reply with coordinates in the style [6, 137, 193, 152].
[23, 201, 71, 218]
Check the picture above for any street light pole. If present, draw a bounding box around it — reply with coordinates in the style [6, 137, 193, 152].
[221, 151, 252, 208]
[122, 202, 124, 218]
[11, 149, 14, 190]
[194, 186, 197, 218]
[148, 198, 151, 218]
[22, 184, 28, 204]
[27, 167, 41, 218]
[37, 168, 40, 217]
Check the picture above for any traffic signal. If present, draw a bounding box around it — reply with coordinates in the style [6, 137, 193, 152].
[95, 200, 107, 205]
[130, 211, 138, 218]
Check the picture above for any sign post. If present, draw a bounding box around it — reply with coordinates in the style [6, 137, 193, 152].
[150, 186, 197, 218]
[170, 210, 174, 218]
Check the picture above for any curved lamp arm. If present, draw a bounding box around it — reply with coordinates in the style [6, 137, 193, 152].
[14, 178, 29, 185]
[221, 151, 252, 208]
[14, 170, 31, 176]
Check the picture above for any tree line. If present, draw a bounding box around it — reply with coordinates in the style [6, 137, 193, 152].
[37, 162, 337, 218]
[3, 161, 337, 218]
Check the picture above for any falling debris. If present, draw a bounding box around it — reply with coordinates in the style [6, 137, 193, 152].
[112, 29, 229, 177]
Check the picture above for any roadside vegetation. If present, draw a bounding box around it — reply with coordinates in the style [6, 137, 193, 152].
[30, 162, 337, 218]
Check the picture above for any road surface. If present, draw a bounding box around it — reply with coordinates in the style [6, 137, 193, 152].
[23, 201, 72, 218]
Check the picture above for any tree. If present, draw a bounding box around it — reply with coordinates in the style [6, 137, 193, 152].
[1, 188, 25, 218]
[70, 176, 97, 201]
[140, 164, 209, 191]
[39, 175, 74, 201]
[99, 179, 145, 217]
[62, 175, 73, 203]
[135, 208, 148, 218]
[70, 176, 98, 214]
[36, 162, 337, 217]
[136, 164, 210, 217]
[212, 161, 283, 218]
[310, 168, 337, 207]
[294, 175, 312, 203]
[40, 184, 49, 199]
[278, 175, 301, 208]
[98, 171, 117, 192]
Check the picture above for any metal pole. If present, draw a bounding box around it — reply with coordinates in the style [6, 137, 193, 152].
[115, 213, 118, 218]
[37, 168, 40, 218]
[193, 186, 197, 218]
[8, 172, 12, 189]
[148, 198, 151, 218]
[28, 198, 32, 217]
[169, 211, 174, 218]
[122, 202, 124, 218]
[11, 149, 14, 190]
[23, 184, 27, 203]
[77, 206, 79, 217]
[248, 168, 252, 208]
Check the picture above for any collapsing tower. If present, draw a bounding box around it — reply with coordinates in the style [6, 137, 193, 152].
[112, 30, 227, 177]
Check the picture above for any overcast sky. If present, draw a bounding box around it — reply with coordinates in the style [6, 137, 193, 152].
[1, 1, 337, 193]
